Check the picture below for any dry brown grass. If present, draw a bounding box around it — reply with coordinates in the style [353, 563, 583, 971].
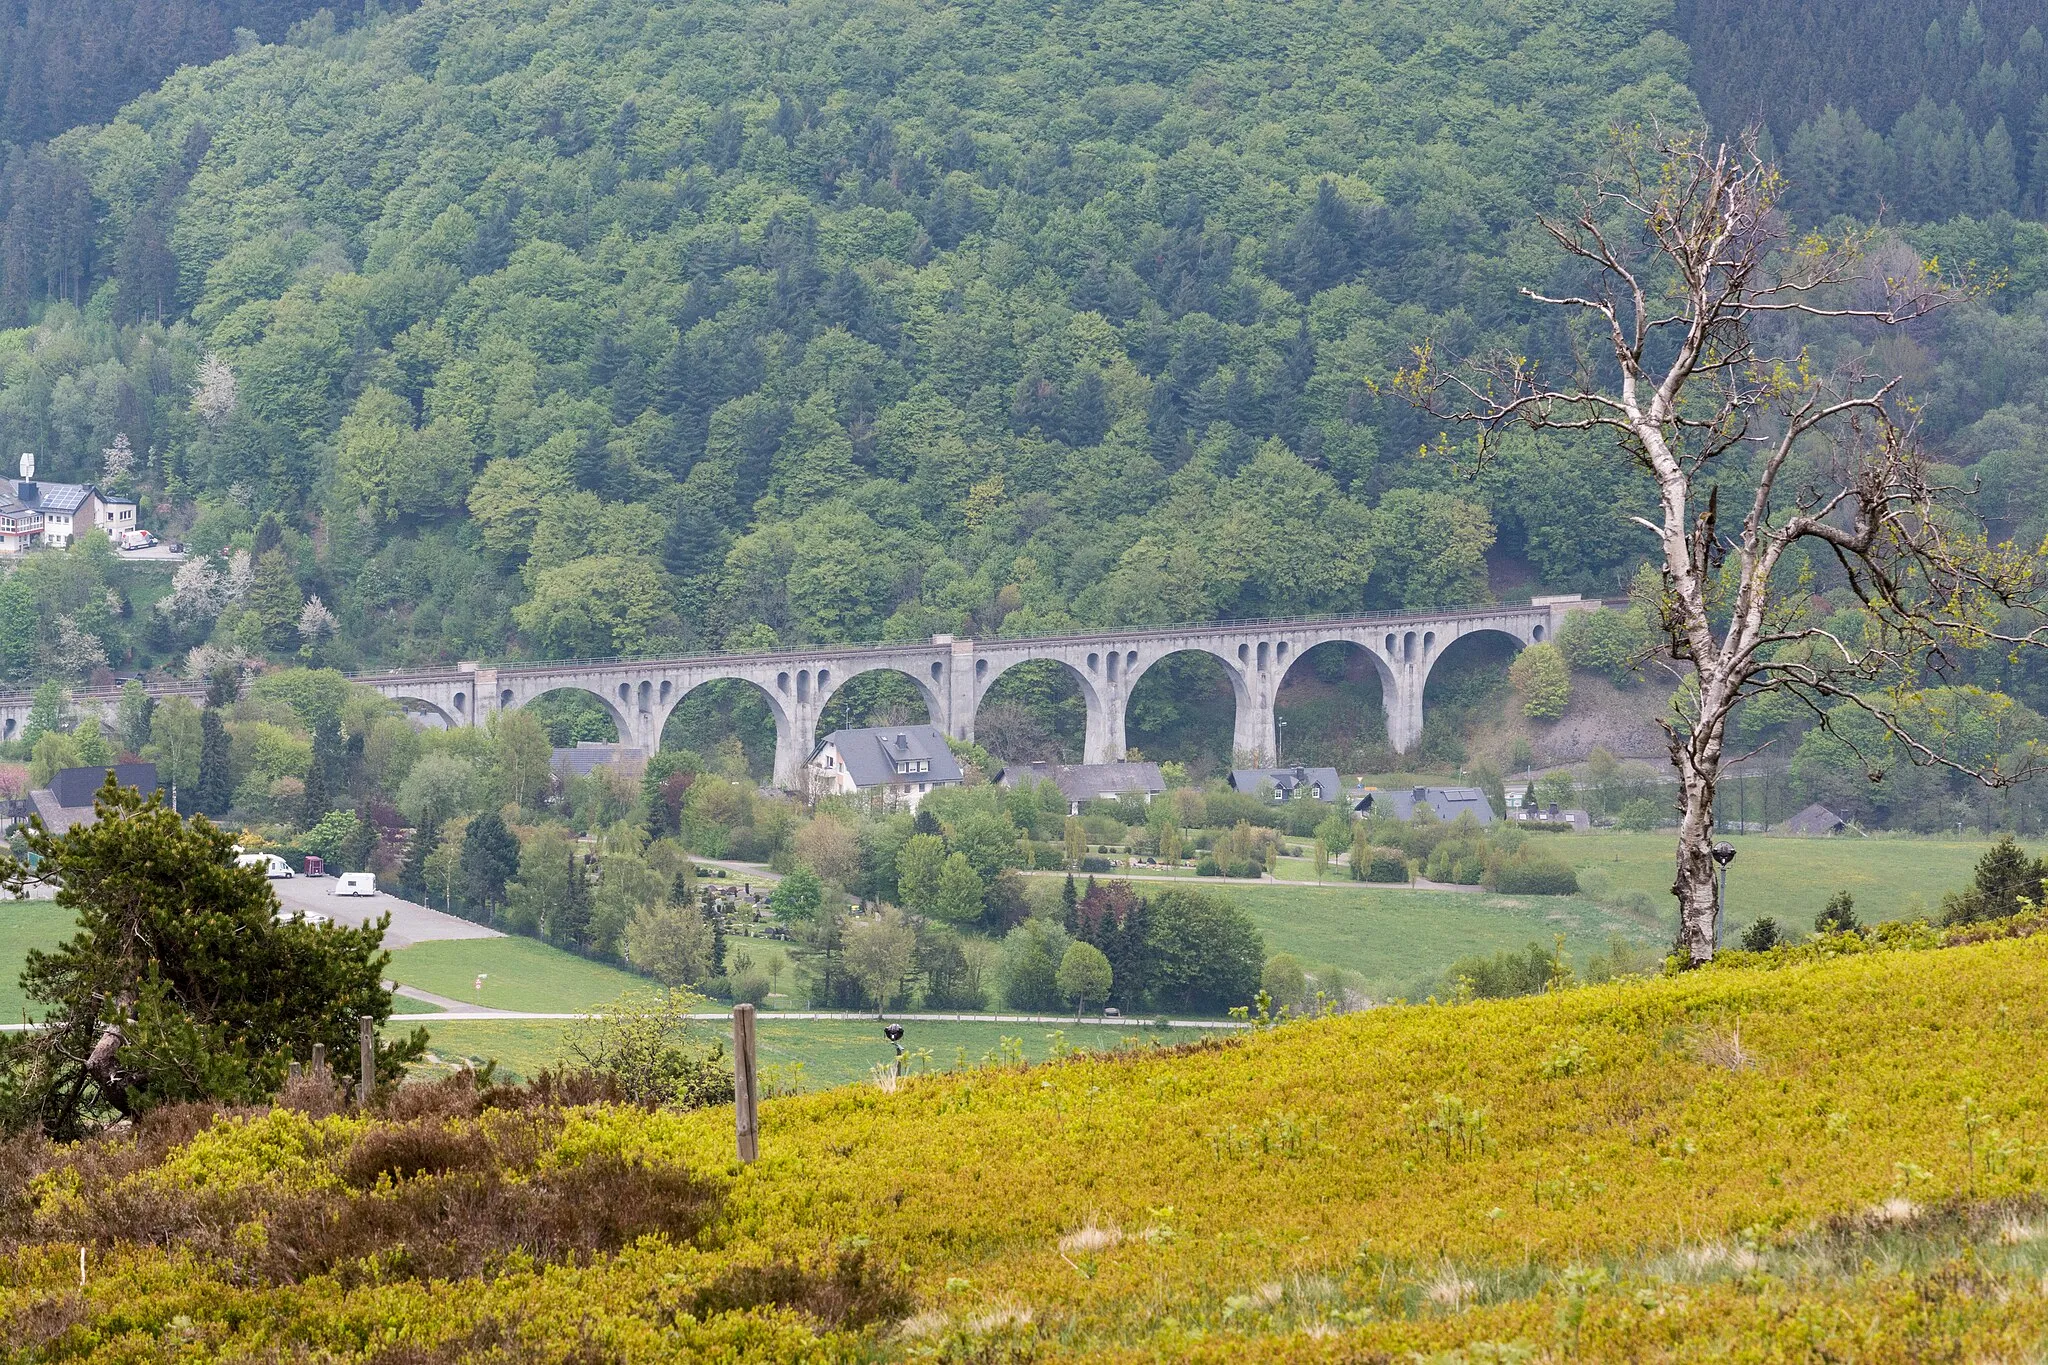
[688, 1246, 912, 1330]
[0, 1070, 723, 1288]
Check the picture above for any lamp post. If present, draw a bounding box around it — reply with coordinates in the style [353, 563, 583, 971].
[1711, 841, 1737, 950]
[884, 1022, 905, 1082]
[1276, 716, 1287, 768]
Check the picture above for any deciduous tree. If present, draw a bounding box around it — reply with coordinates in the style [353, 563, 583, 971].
[1407, 129, 2022, 962]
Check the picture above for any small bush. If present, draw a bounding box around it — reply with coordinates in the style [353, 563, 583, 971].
[1079, 855, 1113, 873]
[1488, 849, 1579, 895]
[730, 969, 771, 1006]
[1816, 890, 1861, 935]
[1360, 849, 1409, 883]
[1740, 917, 1781, 952]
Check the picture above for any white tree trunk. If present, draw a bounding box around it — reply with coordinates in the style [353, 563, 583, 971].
[1672, 752, 1720, 962]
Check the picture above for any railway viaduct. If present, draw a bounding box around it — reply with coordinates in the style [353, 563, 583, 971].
[3, 596, 1599, 790]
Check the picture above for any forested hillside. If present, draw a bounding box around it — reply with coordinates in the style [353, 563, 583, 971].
[1, 0, 2048, 812]
[1681, 0, 2048, 220]
[0, 0, 1696, 678]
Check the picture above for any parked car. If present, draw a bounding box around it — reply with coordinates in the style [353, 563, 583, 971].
[234, 851, 294, 879]
[118, 529, 157, 550]
[331, 873, 376, 897]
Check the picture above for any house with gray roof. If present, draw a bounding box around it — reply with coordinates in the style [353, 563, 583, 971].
[809, 724, 964, 810]
[0, 476, 100, 548]
[998, 760, 1166, 814]
[551, 742, 649, 780]
[1780, 802, 1854, 837]
[1230, 765, 1344, 803]
[27, 763, 161, 834]
[1352, 784, 1497, 825]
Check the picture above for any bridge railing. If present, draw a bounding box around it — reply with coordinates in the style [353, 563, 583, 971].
[337, 598, 1624, 681]
[0, 597, 1629, 703]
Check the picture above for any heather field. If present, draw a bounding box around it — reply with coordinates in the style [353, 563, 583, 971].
[12, 922, 2048, 1360]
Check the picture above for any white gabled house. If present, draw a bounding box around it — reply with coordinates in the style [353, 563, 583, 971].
[809, 724, 965, 810]
[0, 454, 148, 552]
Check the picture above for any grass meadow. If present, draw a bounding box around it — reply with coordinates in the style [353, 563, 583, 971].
[399, 1015, 1182, 1089]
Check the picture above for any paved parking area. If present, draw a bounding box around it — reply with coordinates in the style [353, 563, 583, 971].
[270, 876, 499, 949]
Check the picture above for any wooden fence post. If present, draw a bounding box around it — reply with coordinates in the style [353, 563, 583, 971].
[310, 1043, 325, 1080]
[358, 1016, 375, 1108]
[732, 1003, 759, 1164]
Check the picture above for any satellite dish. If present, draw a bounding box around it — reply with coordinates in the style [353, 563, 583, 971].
[17, 453, 31, 480]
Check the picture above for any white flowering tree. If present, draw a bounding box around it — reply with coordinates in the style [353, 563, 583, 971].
[100, 434, 135, 487]
[297, 595, 340, 646]
[190, 354, 237, 427]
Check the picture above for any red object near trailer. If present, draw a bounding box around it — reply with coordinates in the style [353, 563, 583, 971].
[304, 855, 325, 877]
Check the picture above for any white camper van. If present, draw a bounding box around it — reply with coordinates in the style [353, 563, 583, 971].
[331, 873, 376, 897]
[235, 851, 295, 879]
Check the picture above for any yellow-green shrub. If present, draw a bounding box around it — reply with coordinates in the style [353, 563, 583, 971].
[11, 934, 2048, 1360]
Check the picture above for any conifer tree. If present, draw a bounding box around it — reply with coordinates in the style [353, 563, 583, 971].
[195, 708, 232, 817]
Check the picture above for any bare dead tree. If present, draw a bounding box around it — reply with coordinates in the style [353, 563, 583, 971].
[1399, 128, 2048, 963]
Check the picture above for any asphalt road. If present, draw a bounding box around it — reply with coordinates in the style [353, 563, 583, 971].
[270, 875, 500, 949]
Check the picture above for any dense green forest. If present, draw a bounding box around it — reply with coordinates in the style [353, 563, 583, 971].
[0, 0, 1702, 683]
[0, 0, 2043, 829]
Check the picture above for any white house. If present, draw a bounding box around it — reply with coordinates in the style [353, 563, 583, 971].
[0, 497, 42, 555]
[0, 457, 97, 549]
[809, 724, 964, 810]
[96, 495, 138, 541]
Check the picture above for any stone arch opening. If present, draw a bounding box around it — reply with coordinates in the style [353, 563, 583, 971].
[392, 696, 458, 729]
[662, 677, 783, 780]
[1124, 648, 1245, 778]
[817, 667, 936, 736]
[525, 688, 622, 747]
[974, 658, 1091, 763]
[1419, 629, 1522, 751]
[1276, 640, 1392, 771]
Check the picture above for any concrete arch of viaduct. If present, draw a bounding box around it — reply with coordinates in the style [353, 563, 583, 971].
[963, 650, 1115, 764]
[350, 603, 1573, 791]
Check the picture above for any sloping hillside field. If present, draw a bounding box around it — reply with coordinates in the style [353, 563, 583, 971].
[11, 932, 2048, 1360]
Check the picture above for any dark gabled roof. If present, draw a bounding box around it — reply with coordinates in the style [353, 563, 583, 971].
[1229, 766, 1344, 801]
[50, 763, 159, 809]
[999, 760, 1165, 803]
[1353, 785, 1497, 824]
[816, 725, 964, 788]
[1781, 802, 1848, 835]
[15, 481, 92, 515]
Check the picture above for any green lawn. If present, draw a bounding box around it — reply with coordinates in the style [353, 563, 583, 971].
[0, 901, 74, 1021]
[1552, 830, 1998, 930]
[1214, 882, 1659, 998]
[382, 937, 650, 1012]
[397, 1016, 1179, 1089]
